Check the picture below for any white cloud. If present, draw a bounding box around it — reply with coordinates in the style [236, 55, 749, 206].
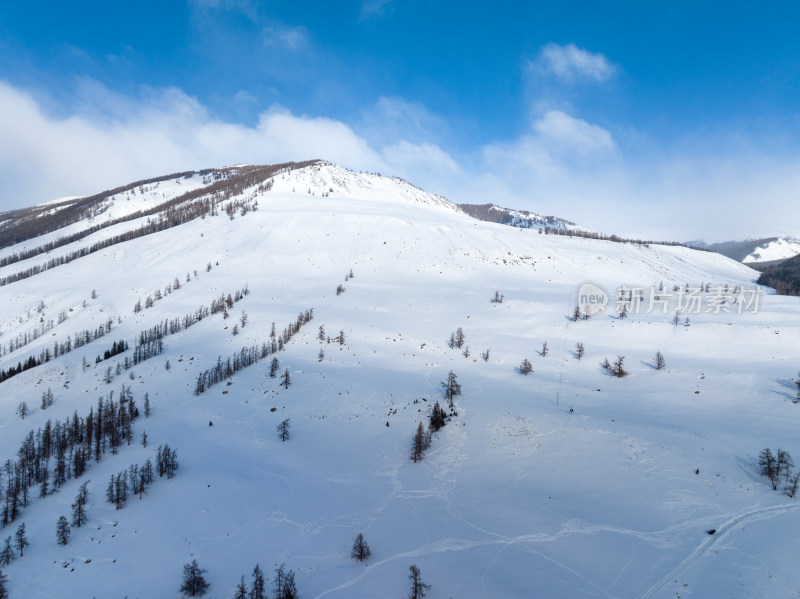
[0, 81, 459, 210]
[0, 79, 796, 241]
[482, 110, 617, 181]
[533, 110, 616, 154]
[262, 23, 308, 49]
[532, 43, 616, 83]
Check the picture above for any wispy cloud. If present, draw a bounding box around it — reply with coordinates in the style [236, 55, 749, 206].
[262, 22, 308, 49]
[531, 43, 616, 83]
[360, 0, 392, 20]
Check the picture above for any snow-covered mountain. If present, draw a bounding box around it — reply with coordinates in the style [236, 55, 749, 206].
[691, 237, 800, 265]
[0, 160, 798, 599]
[742, 237, 800, 264]
[458, 203, 590, 234]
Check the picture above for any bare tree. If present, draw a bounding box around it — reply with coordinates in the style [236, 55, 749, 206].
[777, 449, 794, 482]
[786, 472, 800, 498]
[441, 371, 461, 408]
[611, 356, 627, 377]
[759, 448, 779, 490]
[794, 372, 800, 403]
[408, 564, 431, 599]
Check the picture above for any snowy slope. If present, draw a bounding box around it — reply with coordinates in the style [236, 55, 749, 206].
[742, 237, 800, 264]
[0, 162, 798, 599]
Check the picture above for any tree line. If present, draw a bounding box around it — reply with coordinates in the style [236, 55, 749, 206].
[0, 162, 316, 286]
[0, 320, 116, 385]
[194, 309, 314, 394]
[1, 386, 139, 527]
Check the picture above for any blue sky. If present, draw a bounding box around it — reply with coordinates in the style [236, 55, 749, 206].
[1, 1, 799, 240]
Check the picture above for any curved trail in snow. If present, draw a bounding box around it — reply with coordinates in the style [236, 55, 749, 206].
[639, 502, 800, 599]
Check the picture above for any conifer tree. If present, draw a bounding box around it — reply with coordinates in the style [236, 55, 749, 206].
[277, 419, 291, 442]
[0, 538, 13, 566]
[14, 523, 28, 557]
[280, 368, 291, 389]
[272, 564, 297, 599]
[56, 515, 70, 545]
[250, 564, 265, 599]
[180, 560, 210, 597]
[72, 481, 89, 527]
[351, 532, 371, 561]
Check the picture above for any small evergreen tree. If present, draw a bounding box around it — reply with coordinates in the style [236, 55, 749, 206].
[575, 342, 584, 360]
[0, 538, 13, 566]
[270, 357, 280, 378]
[455, 327, 465, 348]
[180, 560, 210, 597]
[0, 568, 7, 599]
[277, 419, 291, 442]
[273, 564, 297, 599]
[250, 564, 265, 599]
[541, 341, 548, 356]
[411, 422, 430, 463]
[654, 351, 666, 370]
[144, 392, 151, 417]
[56, 515, 70, 545]
[72, 481, 89, 527]
[519, 359, 533, 375]
[429, 402, 447, 432]
[280, 368, 291, 389]
[351, 532, 371, 561]
[233, 575, 248, 599]
[572, 305, 581, 321]
[14, 523, 28, 557]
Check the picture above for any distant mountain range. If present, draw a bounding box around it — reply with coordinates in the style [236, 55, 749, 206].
[688, 237, 800, 265]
